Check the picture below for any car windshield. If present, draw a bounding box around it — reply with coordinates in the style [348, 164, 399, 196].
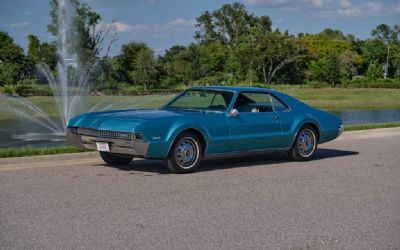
[165, 89, 234, 111]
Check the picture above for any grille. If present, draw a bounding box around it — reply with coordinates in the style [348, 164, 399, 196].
[77, 128, 133, 140]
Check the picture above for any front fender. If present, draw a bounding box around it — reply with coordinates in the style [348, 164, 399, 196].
[146, 122, 210, 159]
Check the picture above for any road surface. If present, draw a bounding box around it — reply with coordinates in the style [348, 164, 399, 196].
[1, 128, 400, 249]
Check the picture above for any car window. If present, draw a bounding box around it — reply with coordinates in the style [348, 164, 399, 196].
[210, 93, 228, 109]
[167, 90, 233, 111]
[233, 92, 274, 113]
[271, 95, 289, 112]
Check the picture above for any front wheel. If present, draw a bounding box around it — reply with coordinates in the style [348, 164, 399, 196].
[100, 152, 133, 166]
[289, 125, 318, 161]
[164, 132, 203, 174]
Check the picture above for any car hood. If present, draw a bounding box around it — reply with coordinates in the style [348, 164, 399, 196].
[67, 109, 190, 132]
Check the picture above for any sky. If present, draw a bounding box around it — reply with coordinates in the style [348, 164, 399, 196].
[0, 0, 399, 56]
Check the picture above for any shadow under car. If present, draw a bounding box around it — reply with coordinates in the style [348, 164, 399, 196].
[97, 148, 359, 174]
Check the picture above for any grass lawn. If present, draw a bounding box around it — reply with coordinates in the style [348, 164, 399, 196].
[281, 88, 400, 110]
[0, 94, 174, 121]
[1, 88, 400, 121]
[0, 146, 90, 158]
[344, 121, 400, 131]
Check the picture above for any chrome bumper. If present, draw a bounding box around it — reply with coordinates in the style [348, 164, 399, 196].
[338, 124, 344, 137]
[66, 128, 149, 157]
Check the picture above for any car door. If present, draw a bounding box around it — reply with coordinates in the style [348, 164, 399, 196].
[270, 94, 294, 148]
[227, 92, 283, 152]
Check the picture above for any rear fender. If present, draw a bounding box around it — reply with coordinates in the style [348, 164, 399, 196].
[289, 116, 322, 147]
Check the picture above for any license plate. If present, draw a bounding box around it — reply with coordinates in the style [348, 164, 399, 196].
[96, 142, 110, 152]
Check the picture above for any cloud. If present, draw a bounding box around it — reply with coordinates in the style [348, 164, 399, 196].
[164, 18, 196, 31]
[395, 3, 400, 12]
[98, 18, 195, 38]
[87, 0, 157, 4]
[9, 22, 28, 28]
[242, 0, 400, 18]
[112, 22, 134, 32]
[96, 22, 147, 33]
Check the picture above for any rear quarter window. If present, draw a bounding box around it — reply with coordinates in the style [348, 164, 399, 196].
[271, 95, 290, 112]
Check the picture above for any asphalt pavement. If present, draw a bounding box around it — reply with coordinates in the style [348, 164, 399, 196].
[1, 128, 400, 249]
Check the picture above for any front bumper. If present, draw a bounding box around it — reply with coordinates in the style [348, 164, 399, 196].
[338, 124, 344, 137]
[66, 127, 149, 157]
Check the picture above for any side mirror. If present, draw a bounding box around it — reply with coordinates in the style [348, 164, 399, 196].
[228, 109, 239, 117]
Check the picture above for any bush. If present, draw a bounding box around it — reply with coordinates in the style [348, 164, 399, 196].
[14, 79, 53, 96]
[350, 75, 369, 83]
[305, 81, 330, 88]
[15, 79, 36, 97]
[2, 84, 16, 95]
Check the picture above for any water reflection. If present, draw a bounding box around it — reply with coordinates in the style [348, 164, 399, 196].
[331, 109, 400, 125]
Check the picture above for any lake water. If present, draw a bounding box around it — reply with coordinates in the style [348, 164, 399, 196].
[1, 108, 399, 148]
[331, 109, 400, 125]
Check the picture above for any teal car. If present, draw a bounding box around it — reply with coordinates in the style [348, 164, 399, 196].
[67, 86, 343, 173]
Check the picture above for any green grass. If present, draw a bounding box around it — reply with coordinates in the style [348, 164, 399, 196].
[0, 95, 174, 121]
[344, 121, 400, 131]
[1, 88, 400, 122]
[0, 146, 91, 158]
[280, 88, 400, 110]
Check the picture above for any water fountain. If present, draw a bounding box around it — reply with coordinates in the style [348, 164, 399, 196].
[0, 0, 96, 147]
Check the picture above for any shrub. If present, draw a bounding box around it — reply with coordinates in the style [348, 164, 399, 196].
[2, 84, 16, 95]
[14, 79, 53, 96]
[306, 81, 330, 88]
[15, 79, 36, 97]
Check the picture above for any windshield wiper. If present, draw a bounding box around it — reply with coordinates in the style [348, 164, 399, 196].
[165, 106, 203, 112]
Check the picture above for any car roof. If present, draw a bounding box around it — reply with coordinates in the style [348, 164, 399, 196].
[189, 85, 276, 93]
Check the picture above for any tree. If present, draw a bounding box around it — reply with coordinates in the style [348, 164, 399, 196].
[371, 24, 397, 78]
[0, 32, 27, 85]
[48, 0, 115, 62]
[339, 50, 363, 82]
[361, 39, 386, 72]
[160, 45, 186, 63]
[366, 61, 382, 83]
[27, 35, 57, 70]
[194, 2, 271, 47]
[131, 49, 158, 91]
[324, 53, 341, 85]
[252, 30, 307, 84]
[158, 45, 191, 86]
[117, 42, 149, 84]
[389, 43, 400, 80]
[101, 56, 122, 82]
[301, 31, 351, 58]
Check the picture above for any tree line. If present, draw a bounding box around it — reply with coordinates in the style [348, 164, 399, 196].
[1, 1, 400, 94]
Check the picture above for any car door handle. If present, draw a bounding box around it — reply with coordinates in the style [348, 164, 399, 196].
[271, 115, 280, 120]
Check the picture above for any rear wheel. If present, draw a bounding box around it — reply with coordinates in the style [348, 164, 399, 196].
[100, 152, 133, 166]
[289, 125, 318, 161]
[164, 132, 203, 174]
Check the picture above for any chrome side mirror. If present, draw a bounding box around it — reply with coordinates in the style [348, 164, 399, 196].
[228, 109, 239, 117]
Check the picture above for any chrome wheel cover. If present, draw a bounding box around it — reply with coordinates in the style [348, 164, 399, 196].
[297, 129, 316, 157]
[175, 137, 199, 169]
